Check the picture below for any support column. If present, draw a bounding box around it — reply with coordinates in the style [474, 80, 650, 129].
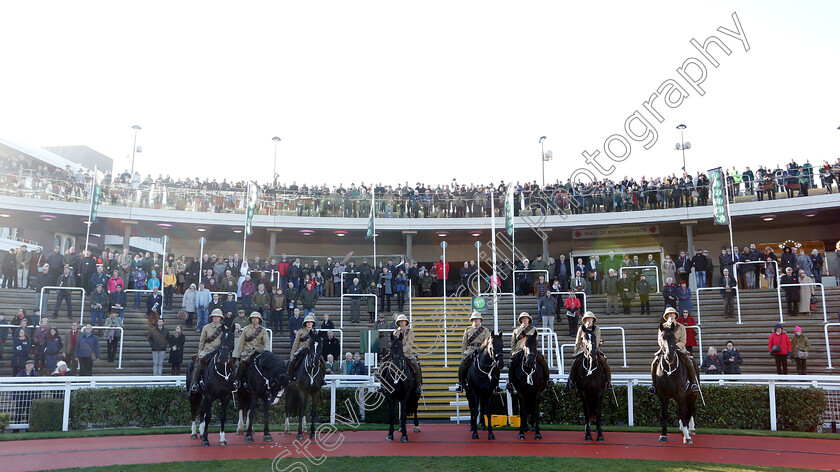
[122, 221, 134, 251]
[269, 231, 277, 258]
[542, 236, 549, 261]
[403, 231, 415, 262]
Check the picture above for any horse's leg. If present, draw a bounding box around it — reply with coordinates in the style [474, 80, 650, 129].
[658, 397, 668, 442]
[200, 398, 212, 446]
[236, 407, 244, 435]
[483, 393, 495, 440]
[467, 391, 477, 435]
[581, 390, 592, 441]
[296, 393, 305, 441]
[219, 397, 229, 446]
[190, 399, 199, 439]
[263, 397, 273, 442]
[595, 392, 604, 442]
[309, 393, 317, 440]
[517, 393, 527, 440]
[243, 401, 255, 443]
[688, 398, 697, 435]
[386, 397, 396, 441]
[399, 397, 408, 442]
[533, 394, 542, 441]
[679, 399, 692, 444]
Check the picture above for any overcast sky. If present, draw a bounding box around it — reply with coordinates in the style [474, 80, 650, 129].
[1, 1, 838, 187]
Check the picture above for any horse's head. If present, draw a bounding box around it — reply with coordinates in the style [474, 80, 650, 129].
[306, 330, 322, 362]
[490, 330, 505, 370]
[217, 330, 235, 364]
[523, 332, 538, 370]
[581, 326, 598, 358]
[389, 332, 405, 361]
[659, 322, 677, 359]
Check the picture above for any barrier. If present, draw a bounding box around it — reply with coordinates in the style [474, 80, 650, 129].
[209, 291, 238, 301]
[324, 374, 379, 425]
[124, 289, 163, 316]
[339, 293, 378, 329]
[39, 286, 86, 325]
[619, 265, 661, 292]
[695, 286, 741, 325]
[599, 326, 628, 368]
[687, 325, 703, 360]
[824, 323, 840, 369]
[777, 282, 827, 323]
[535, 328, 562, 369]
[734, 260, 780, 289]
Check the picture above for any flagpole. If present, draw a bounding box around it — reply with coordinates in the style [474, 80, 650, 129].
[243, 184, 249, 260]
[724, 171, 735, 252]
[490, 189, 498, 333]
[372, 191, 376, 267]
[84, 166, 97, 253]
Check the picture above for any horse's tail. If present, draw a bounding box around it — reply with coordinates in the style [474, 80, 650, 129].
[285, 386, 300, 416]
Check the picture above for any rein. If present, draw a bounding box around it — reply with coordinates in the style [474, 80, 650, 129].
[659, 346, 680, 376]
[522, 346, 536, 386]
[303, 341, 322, 386]
[213, 351, 232, 381]
[474, 341, 498, 380]
[253, 353, 271, 394]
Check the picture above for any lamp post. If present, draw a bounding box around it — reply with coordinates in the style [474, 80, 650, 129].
[272, 137, 281, 188]
[539, 136, 548, 188]
[130, 125, 142, 175]
[198, 236, 206, 280]
[675, 124, 691, 173]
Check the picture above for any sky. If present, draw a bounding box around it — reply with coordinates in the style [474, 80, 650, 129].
[0, 1, 838, 188]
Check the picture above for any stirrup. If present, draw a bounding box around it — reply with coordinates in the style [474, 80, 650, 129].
[690, 383, 701, 393]
[232, 380, 240, 392]
[454, 384, 464, 393]
[648, 385, 656, 395]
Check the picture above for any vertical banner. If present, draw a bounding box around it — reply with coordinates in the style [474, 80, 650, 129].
[365, 192, 375, 240]
[245, 182, 258, 235]
[505, 185, 514, 236]
[90, 167, 105, 222]
[708, 167, 730, 226]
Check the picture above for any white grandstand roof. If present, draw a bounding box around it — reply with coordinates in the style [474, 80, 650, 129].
[0, 135, 88, 173]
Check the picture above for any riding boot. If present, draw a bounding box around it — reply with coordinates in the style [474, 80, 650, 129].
[648, 357, 658, 395]
[455, 357, 470, 393]
[565, 355, 581, 391]
[190, 360, 206, 394]
[233, 360, 247, 392]
[412, 357, 423, 397]
[683, 353, 701, 393]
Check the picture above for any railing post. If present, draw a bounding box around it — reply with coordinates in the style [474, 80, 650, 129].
[627, 379, 634, 427]
[62, 381, 72, 431]
[117, 327, 124, 369]
[330, 379, 337, 425]
[769, 379, 777, 431]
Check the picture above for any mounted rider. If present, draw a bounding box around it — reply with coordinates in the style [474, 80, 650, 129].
[233, 311, 270, 391]
[392, 314, 423, 396]
[287, 314, 318, 381]
[190, 309, 226, 394]
[566, 311, 612, 390]
[455, 311, 490, 393]
[508, 312, 552, 392]
[652, 306, 700, 394]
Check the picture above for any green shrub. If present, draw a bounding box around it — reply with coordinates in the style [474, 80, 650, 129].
[0, 412, 10, 432]
[29, 399, 63, 432]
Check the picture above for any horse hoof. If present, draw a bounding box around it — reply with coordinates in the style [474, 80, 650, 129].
[235, 430, 244, 435]
[472, 432, 479, 440]
[296, 434, 304, 441]
[481, 424, 486, 431]
[585, 434, 593, 441]
[689, 429, 696, 436]
[658, 435, 668, 442]
[488, 432, 495, 440]
[414, 426, 421, 433]
[534, 433, 542, 441]
[400, 436, 408, 443]
[201, 439, 210, 447]
[597, 435, 605, 442]
[684, 437, 693, 445]
[518, 433, 525, 440]
[220, 440, 227, 446]
[244, 436, 254, 444]
[386, 434, 394, 441]
[264, 434, 273, 442]
[190, 434, 198, 440]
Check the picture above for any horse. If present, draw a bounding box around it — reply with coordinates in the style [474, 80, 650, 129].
[573, 327, 607, 442]
[235, 351, 289, 443]
[464, 330, 504, 440]
[284, 330, 325, 440]
[187, 330, 236, 447]
[653, 322, 697, 444]
[509, 332, 546, 440]
[381, 332, 420, 442]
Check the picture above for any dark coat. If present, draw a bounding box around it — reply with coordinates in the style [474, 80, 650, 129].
[12, 337, 32, 367]
[780, 273, 799, 300]
[700, 354, 723, 374]
[662, 283, 678, 307]
[636, 279, 650, 298]
[75, 333, 100, 359]
[721, 348, 742, 374]
[148, 326, 170, 351]
[168, 332, 185, 364]
[109, 290, 127, 311]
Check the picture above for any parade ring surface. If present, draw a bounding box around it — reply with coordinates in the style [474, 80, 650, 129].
[3, 426, 839, 472]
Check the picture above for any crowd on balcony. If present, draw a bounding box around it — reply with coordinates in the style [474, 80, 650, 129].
[2, 153, 839, 217]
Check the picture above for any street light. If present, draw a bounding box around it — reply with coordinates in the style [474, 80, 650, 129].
[272, 137, 281, 188]
[539, 136, 552, 188]
[130, 125, 142, 175]
[675, 124, 691, 173]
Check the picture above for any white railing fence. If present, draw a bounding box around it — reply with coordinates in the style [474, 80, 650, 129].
[824, 323, 840, 369]
[777, 282, 827, 323]
[619, 265, 661, 293]
[695, 286, 741, 325]
[39, 286, 86, 325]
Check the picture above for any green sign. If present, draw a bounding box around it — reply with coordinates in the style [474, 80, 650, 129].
[471, 296, 487, 312]
[707, 167, 730, 226]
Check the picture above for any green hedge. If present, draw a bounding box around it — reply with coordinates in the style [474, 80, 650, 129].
[0, 412, 9, 432]
[69, 386, 388, 430]
[529, 385, 826, 432]
[30, 399, 63, 432]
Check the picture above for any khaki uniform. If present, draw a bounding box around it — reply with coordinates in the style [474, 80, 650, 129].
[461, 325, 489, 357]
[511, 324, 537, 355]
[392, 325, 415, 356]
[239, 325, 269, 362]
[574, 325, 602, 356]
[658, 321, 687, 352]
[198, 323, 225, 358]
[568, 325, 611, 388]
[290, 326, 313, 360]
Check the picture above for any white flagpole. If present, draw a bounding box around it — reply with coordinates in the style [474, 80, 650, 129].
[724, 172, 735, 252]
[243, 183, 249, 260]
[84, 166, 96, 253]
[372, 191, 376, 267]
[491, 188, 498, 333]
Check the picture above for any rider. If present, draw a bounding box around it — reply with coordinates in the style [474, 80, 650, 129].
[287, 314, 318, 381]
[651, 306, 700, 394]
[392, 314, 423, 396]
[189, 309, 226, 394]
[565, 311, 612, 390]
[508, 312, 553, 392]
[233, 311, 270, 391]
[455, 311, 490, 393]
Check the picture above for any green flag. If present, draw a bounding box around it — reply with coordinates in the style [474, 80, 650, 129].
[505, 186, 514, 236]
[707, 167, 730, 226]
[365, 192, 375, 240]
[245, 182, 258, 235]
[89, 168, 105, 222]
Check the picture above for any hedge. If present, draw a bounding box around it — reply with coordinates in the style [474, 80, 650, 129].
[67, 384, 826, 432]
[30, 399, 63, 432]
[0, 413, 9, 432]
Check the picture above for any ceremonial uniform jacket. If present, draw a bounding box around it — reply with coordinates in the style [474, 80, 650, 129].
[461, 325, 489, 357]
[657, 321, 687, 352]
[511, 324, 537, 355]
[239, 324, 269, 362]
[573, 325, 602, 356]
[392, 325, 415, 357]
[198, 323, 225, 358]
[291, 326, 313, 359]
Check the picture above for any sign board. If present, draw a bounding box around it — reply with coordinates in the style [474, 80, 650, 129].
[572, 225, 660, 240]
[471, 296, 487, 313]
[708, 167, 730, 226]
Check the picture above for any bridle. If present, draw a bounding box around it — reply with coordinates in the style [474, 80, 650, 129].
[582, 331, 599, 377]
[213, 348, 233, 382]
[522, 343, 537, 386]
[303, 338, 322, 385]
[659, 341, 680, 376]
[475, 336, 499, 380]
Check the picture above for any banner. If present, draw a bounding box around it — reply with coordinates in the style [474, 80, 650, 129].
[572, 225, 660, 239]
[505, 186, 514, 236]
[707, 167, 730, 226]
[245, 182, 258, 235]
[89, 167, 105, 222]
[365, 192, 375, 240]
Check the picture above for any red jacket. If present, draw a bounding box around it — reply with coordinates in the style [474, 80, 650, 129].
[564, 296, 581, 311]
[433, 261, 449, 281]
[768, 331, 791, 355]
[677, 315, 697, 347]
[277, 261, 289, 277]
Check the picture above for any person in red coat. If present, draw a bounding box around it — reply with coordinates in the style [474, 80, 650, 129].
[677, 309, 698, 356]
[768, 323, 792, 375]
[432, 256, 449, 297]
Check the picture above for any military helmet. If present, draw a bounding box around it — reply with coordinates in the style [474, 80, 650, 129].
[210, 308, 224, 319]
[581, 311, 597, 323]
[469, 311, 483, 321]
[518, 312, 532, 324]
[249, 311, 263, 323]
[663, 306, 678, 320]
[303, 314, 317, 325]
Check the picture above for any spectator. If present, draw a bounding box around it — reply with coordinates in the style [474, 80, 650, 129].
[253, 283, 272, 318]
[0, 313, 7, 364]
[433, 256, 449, 297]
[395, 269, 408, 312]
[207, 292, 223, 317]
[288, 308, 303, 350]
[16, 245, 32, 289]
[51, 360, 72, 376]
[637, 273, 651, 315]
[74, 324, 100, 376]
[131, 266, 146, 309]
[340, 352, 353, 375]
[721, 340, 743, 374]
[32, 318, 51, 373]
[43, 327, 63, 373]
[103, 311, 122, 363]
[300, 279, 319, 317]
[366, 281, 378, 321]
[791, 326, 811, 375]
[53, 266, 75, 319]
[63, 322, 81, 373]
[1, 248, 15, 289]
[240, 275, 255, 313]
[169, 325, 185, 375]
[677, 309, 698, 356]
[719, 268, 736, 319]
[691, 248, 708, 288]
[90, 284, 107, 326]
[350, 352, 367, 375]
[16, 359, 39, 377]
[181, 283, 197, 328]
[148, 318, 170, 376]
[378, 267, 393, 313]
[700, 346, 723, 374]
[146, 286, 163, 330]
[780, 246, 797, 274]
[11, 329, 31, 376]
[195, 283, 212, 332]
[536, 289, 555, 331]
[618, 272, 634, 315]
[798, 269, 815, 315]
[269, 286, 284, 332]
[810, 249, 823, 285]
[603, 269, 619, 315]
[796, 249, 812, 277]
[780, 267, 799, 318]
[564, 289, 581, 337]
[346, 277, 362, 324]
[325, 354, 339, 374]
[768, 323, 791, 375]
[323, 330, 340, 361]
[764, 255, 777, 289]
[661, 254, 676, 287]
[163, 268, 177, 310]
[34, 263, 53, 314]
[109, 283, 127, 320]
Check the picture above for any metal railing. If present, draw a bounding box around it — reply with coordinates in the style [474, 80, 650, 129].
[339, 293, 378, 329]
[39, 286, 86, 325]
[687, 325, 703, 360]
[824, 323, 840, 369]
[124, 289, 163, 316]
[777, 282, 826, 323]
[209, 291, 238, 301]
[512, 269, 550, 323]
[535, 327, 562, 369]
[694, 286, 741, 325]
[734, 260, 780, 289]
[619, 265, 661, 292]
[599, 326, 628, 368]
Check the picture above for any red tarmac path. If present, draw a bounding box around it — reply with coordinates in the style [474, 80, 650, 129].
[2, 426, 839, 471]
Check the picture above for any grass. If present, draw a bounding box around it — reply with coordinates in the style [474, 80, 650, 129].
[4, 423, 838, 441]
[46, 457, 825, 472]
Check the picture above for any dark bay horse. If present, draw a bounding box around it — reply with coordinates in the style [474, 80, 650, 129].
[284, 330, 325, 440]
[187, 330, 236, 446]
[574, 327, 606, 442]
[464, 330, 504, 440]
[653, 322, 697, 444]
[236, 351, 289, 443]
[509, 333, 546, 441]
[381, 332, 420, 442]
